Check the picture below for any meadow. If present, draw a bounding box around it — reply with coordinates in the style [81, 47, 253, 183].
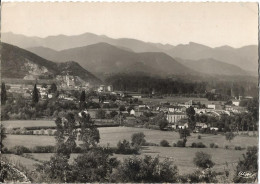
[2, 120, 56, 129]
[4, 127, 258, 149]
[141, 97, 222, 105]
[3, 125, 258, 182]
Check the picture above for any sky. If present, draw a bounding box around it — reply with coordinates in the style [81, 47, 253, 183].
[1, 2, 258, 47]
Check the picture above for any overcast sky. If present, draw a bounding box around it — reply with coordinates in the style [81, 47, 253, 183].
[1, 2, 258, 48]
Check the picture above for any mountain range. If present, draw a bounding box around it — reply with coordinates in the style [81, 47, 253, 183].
[0, 42, 101, 84]
[28, 42, 199, 78]
[2, 32, 258, 73]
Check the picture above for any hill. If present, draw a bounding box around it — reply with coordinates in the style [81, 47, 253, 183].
[28, 42, 198, 78]
[165, 42, 258, 72]
[176, 58, 254, 76]
[0, 42, 101, 84]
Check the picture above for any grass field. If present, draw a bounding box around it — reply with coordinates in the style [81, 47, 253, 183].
[3, 126, 257, 180]
[2, 120, 56, 129]
[141, 97, 223, 105]
[4, 127, 258, 149]
[5, 146, 244, 176]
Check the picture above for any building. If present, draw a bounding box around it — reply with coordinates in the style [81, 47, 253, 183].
[130, 109, 135, 116]
[107, 85, 113, 92]
[232, 100, 240, 106]
[207, 104, 224, 110]
[195, 122, 208, 129]
[167, 113, 187, 123]
[168, 106, 186, 113]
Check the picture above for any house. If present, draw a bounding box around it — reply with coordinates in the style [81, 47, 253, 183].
[207, 104, 224, 110]
[210, 127, 219, 131]
[107, 85, 113, 92]
[167, 112, 187, 123]
[130, 109, 135, 116]
[177, 122, 189, 129]
[168, 106, 185, 113]
[195, 122, 208, 129]
[232, 100, 240, 106]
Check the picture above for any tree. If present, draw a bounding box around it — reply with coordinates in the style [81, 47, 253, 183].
[110, 155, 178, 183]
[158, 118, 168, 130]
[131, 132, 146, 147]
[71, 148, 119, 182]
[80, 90, 86, 102]
[96, 109, 106, 119]
[32, 84, 39, 104]
[110, 111, 118, 118]
[225, 132, 235, 142]
[49, 83, 57, 93]
[0, 124, 6, 151]
[1, 82, 7, 105]
[186, 106, 196, 130]
[41, 83, 48, 88]
[233, 146, 258, 183]
[119, 105, 126, 112]
[193, 151, 215, 169]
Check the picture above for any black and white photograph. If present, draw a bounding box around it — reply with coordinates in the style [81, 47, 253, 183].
[0, 2, 258, 183]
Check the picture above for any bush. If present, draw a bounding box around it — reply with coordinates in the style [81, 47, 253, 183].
[116, 140, 139, 154]
[160, 140, 170, 147]
[191, 142, 206, 148]
[234, 146, 244, 150]
[225, 145, 229, 149]
[198, 135, 201, 139]
[10, 146, 31, 155]
[143, 142, 158, 146]
[110, 155, 178, 182]
[173, 140, 186, 147]
[32, 145, 55, 153]
[210, 143, 218, 148]
[193, 151, 215, 169]
[131, 132, 146, 147]
[225, 132, 235, 142]
[233, 146, 258, 183]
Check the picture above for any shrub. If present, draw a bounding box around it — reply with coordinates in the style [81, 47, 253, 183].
[116, 140, 139, 154]
[233, 146, 258, 183]
[160, 140, 170, 147]
[225, 132, 235, 142]
[131, 132, 146, 147]
[193, 151, 215, 169]
[32, 145, 55, 153]
[225, 145, 229, 149]
[209, 143, 219, 148]
[198, 135, 201, 139]
[10, 146, 31, 155]
[191, 142, 206, 148]
[174, 140, 186, 147]
[234, 146, 244, 151]
[110, 155, 178, 182]
[144, 142, 158, 146]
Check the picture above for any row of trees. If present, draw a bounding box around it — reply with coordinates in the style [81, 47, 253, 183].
[105, 74, 258, 97]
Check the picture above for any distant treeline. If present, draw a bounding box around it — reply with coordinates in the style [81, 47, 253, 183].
[105, 74, 258, 97]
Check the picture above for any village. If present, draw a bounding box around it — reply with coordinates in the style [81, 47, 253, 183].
[2, 74, 255, 136]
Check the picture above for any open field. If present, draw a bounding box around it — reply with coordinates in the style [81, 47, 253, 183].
[2, 120, 56, 129]
[3, 147, 244, 176]
[3, 126, 257, 180]
[4, 127, 258, 149]
[141, 97, 223, 105]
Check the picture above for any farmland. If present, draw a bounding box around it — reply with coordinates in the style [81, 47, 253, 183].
[141, 97, 222, 105]
[2, 120, 56, 129]
[4, 126, 258, 149]
[3, 121, 258, 182]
